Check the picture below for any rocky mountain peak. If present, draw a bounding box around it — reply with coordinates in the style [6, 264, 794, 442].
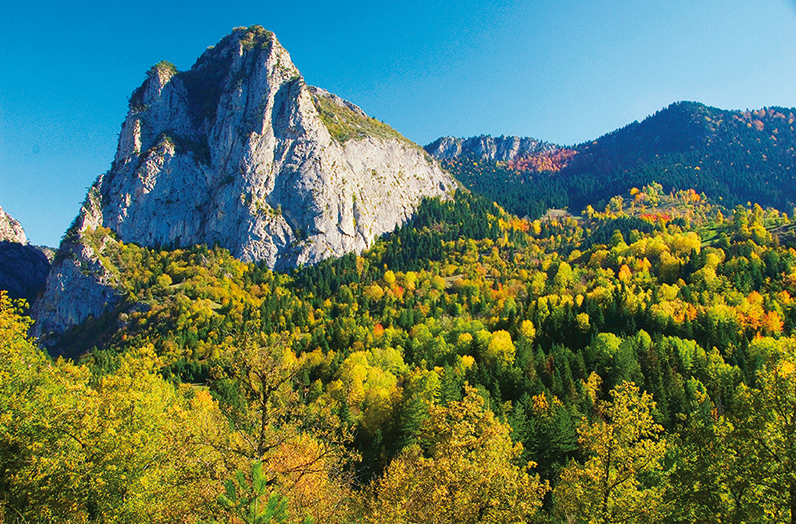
[33, 26, 455, 344]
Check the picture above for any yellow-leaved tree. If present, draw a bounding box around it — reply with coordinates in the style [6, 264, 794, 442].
[0, 290, 230, 522]
[364, 386, 548, 523]
[212, 328, 356, 523]
[553, 377, 667, 524]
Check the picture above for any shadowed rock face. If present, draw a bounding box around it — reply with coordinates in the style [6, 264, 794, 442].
[0, 207, 51, 305]
[0, 242, 51, 304]
[33, 25, 455, 344]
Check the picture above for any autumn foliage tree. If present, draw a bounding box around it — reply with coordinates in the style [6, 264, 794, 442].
[553, 378, 667, 524]
[0, 291, 229, 522]
[365, 386, 548, 523]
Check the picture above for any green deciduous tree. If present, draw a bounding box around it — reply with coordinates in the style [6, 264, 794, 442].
[0, 295, 229, 522]
[670, 337, 796, 523]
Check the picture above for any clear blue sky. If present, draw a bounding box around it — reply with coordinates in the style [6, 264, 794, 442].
[2, 0, 796, 247]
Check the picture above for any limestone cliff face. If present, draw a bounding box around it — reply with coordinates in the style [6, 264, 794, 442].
[0, 206, 27, 244]
[97, 26, 453, 268]
[425, 135, 559, 162]
[33, 26, 455, 343]
[31, 187, 120, 343]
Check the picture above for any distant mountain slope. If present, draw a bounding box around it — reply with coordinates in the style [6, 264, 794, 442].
[0, 243, 51, 304]
[430, 102, 796, 217]
[426, 135, 561, 162]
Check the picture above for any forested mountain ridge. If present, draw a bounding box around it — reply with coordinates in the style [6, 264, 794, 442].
[432, 101, 796, 220]
[7, 180, 796, 521]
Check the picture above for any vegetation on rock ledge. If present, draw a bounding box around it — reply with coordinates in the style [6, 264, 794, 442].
[312, 90, 412, 145]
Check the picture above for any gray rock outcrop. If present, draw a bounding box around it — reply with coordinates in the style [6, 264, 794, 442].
[33, 25, 455, 344]
[425, 135, 560, 161]
[0, 206, 28, 244]
[32, 188, 120, 342]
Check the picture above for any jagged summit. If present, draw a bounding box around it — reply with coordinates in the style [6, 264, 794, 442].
[33, 26, 455, 343]
[425, 135, 562, 162]
[92, 25, 453, 268]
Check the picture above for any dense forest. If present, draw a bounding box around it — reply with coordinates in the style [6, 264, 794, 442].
[4, 179, 796, 522]
[440, 102, 796, 221]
